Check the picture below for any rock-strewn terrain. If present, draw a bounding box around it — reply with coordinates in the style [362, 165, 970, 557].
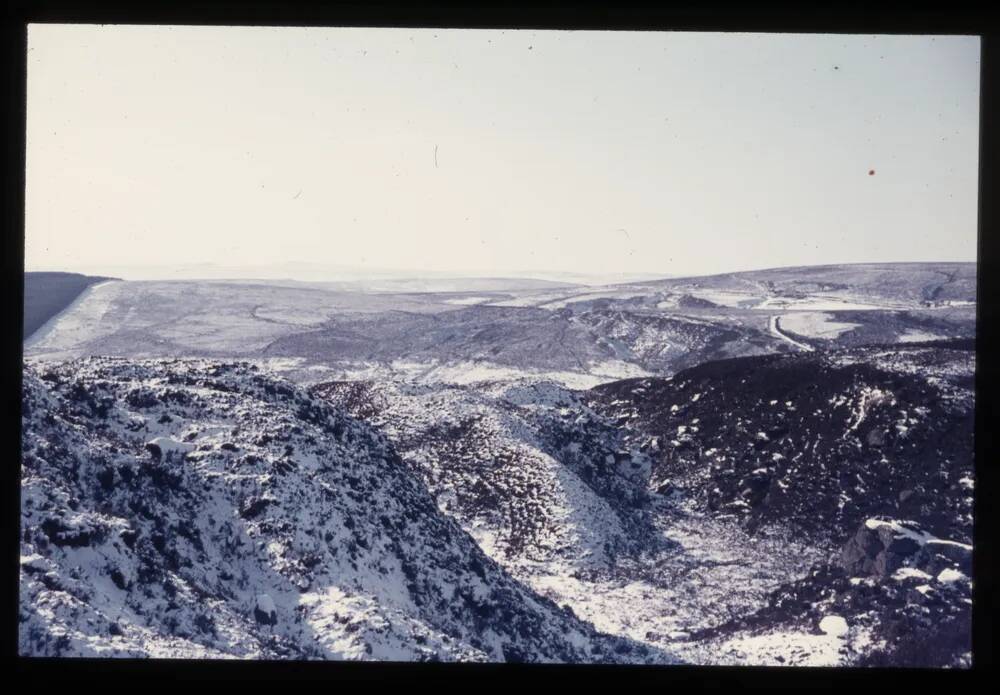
[585, 341, 974, 667]
[19, 358, 668, 663]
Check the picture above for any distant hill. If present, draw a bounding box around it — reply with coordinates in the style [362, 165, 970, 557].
[23, 272, 116, 340]
[644, 262, 977, 305]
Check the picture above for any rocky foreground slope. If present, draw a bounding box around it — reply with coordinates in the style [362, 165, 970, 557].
[314, 341, 975, 667]
[20, 339, 975, 666]
[312, 379, 660, 577]
[19, 358, 668, 663]
[585, 341, 974, 666]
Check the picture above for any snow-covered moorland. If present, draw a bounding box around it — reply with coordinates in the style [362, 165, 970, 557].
[18, 263, 977, 666]
[19, 358, 670, 663]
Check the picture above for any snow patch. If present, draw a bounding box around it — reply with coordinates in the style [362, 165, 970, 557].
[892, 567, 932, 582]
[819, 615, 849, 637]
[898, 330, 948, 343]
[777, 312, 861, 339]
[146, 436, 196, 456]
[936, 568, 967, 584]
[443, 296, 493, 306]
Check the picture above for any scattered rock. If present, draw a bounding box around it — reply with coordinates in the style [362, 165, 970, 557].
[254, 594, 277, 626]
[866, 428, 887, 447]
[840, 518, 925, 578]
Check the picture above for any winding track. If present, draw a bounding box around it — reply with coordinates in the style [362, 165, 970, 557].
[768, 315, 815, 352]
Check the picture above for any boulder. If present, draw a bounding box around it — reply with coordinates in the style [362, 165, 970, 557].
[254, 594, 277, 626]
[866, 428, 888, 447]
[739, 471, 772, 507]
[840, 518, 973, 580]
[840, 518, 925, 578]
[39, 517, 98, 548]
[819, 615, 849, 637]
[145, 436, 195, 461]
[925, 539, 973, 575]
[655, 480, 677, 496]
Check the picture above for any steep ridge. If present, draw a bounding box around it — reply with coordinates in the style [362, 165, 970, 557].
[311, 379, 661, 577]
[23, 272, 117, 341]
[19, 358, 669, 663]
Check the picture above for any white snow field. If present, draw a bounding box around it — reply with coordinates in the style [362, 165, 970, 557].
[898, 330, 949, 343]
[777, 312, 862, 340]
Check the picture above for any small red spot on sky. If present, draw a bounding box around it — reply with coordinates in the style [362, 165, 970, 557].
[868, 169, 875, 176]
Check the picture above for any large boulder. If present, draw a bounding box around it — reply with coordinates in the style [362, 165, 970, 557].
[839, 518, 972, 579]
[739, 470, 772, 507]
[925, 539, 973, 575]
[841, 518, 926, 577]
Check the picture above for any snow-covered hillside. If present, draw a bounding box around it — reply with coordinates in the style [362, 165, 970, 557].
[586, 342, 975, 667]
[310, 340, 974, 667]
[313, 379, 659, 578]
[19, 358, 669, 663]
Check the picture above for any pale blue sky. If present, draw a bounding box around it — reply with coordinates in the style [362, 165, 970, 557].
[25, 25, 980, 278]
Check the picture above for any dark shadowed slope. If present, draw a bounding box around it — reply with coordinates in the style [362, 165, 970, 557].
[586, 341, 974, 545]
[584, 342, 973, 667]
[23, 272, 116, 340]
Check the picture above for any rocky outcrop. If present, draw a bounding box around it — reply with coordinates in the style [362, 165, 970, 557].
[839, 518, 972, 580]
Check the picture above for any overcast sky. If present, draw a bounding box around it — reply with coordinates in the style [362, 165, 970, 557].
[25, 25, 980, 280]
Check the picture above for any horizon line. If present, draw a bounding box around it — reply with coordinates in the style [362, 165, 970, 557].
[23, 258, 979, 287]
